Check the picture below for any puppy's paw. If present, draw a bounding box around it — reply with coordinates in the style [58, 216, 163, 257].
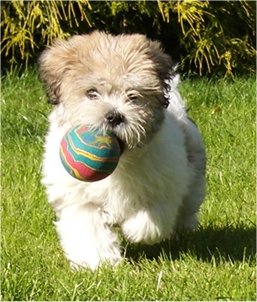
[122, 210, 163, 244]
[68, 249, 122, 271]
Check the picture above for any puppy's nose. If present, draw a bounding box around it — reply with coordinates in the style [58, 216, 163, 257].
[105, 111, 125, 127]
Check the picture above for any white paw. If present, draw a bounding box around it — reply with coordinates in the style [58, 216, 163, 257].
[68, 248, 122, 271]
[122, 210, 163, 244]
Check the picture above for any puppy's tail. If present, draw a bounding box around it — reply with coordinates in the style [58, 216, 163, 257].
[164, 68, 187, 120]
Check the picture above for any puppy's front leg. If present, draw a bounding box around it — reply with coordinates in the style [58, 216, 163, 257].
[55, 203, 121, 270]
[121, 201, 179, 244]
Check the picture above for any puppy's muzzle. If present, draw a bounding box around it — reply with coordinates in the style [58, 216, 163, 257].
[105, 110, 125, 127]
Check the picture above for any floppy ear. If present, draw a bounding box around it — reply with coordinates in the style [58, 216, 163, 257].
[148, 40, 173, 81]
[38, 37, 80, 105]
[147, 40, 174, 108]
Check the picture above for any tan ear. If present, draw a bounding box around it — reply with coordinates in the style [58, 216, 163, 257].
[38, 37, 81, 104]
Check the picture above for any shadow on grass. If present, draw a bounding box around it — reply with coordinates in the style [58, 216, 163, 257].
[124, 226, 256, 264]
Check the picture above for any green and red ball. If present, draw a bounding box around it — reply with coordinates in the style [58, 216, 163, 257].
[60, 125, 121, 182]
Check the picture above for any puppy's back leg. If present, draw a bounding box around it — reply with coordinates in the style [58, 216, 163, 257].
[176, 119, 206, 231]
[176, 174, 206, 230]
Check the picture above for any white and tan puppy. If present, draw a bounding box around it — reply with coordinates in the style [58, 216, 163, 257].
[39, 31, 206, 270]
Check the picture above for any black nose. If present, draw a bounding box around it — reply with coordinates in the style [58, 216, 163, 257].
[105, 111, 125, 126]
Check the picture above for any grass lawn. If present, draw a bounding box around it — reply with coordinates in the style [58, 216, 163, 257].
[1, 70, 256, 301]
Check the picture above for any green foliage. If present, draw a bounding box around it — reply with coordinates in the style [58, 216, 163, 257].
[1, 0, 92, 70]
[172, 0, 256, 76]
[1, 0, 256, 76]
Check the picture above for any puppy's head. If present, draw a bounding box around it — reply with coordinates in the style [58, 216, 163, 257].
[39, 31, 172, 149]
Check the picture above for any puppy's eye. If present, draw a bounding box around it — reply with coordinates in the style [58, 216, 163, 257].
[86, 88, 99, 100]
[126, 91, 140, 102]
[128, 95, 138, 101]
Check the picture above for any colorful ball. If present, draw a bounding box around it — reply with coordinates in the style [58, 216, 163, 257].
[60, 125, 121, 182]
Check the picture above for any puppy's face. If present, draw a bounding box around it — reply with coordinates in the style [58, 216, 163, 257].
[39, 31, 172, 149]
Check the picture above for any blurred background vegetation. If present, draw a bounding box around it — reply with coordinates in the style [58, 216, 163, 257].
[1, 0, 256, 77]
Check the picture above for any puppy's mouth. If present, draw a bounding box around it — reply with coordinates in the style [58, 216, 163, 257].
[115, 133, 146, 153]
[111, 125, 147, 152]
[102, 116, 147, 152]
[116, 136, 126, 155]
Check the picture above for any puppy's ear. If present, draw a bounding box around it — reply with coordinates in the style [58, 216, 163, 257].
[38, 38, 78, 105]
[147, 40, 173, 108]
[148, 40, 173, 82]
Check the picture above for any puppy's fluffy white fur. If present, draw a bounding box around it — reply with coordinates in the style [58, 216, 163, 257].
[39, 31, 206, 270]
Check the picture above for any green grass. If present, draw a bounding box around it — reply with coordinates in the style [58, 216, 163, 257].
[1, 70, 256, 301]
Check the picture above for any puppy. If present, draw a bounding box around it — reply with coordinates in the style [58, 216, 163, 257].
[39, 31, 206, 270]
